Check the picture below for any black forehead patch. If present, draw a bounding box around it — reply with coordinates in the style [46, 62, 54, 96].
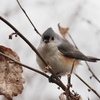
[43, 36, 50, 40]
[42, 27, 62, 41]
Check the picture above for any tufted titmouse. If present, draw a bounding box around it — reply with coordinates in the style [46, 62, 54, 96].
[36, 28, 100, 76]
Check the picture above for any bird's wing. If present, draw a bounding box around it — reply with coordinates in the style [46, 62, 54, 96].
[58, 40, 99, 62]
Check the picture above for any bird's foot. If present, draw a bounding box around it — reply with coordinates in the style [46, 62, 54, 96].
[49, 74, 61, 83]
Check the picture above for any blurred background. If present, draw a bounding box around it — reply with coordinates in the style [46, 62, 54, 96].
[0, 0, 100, 100]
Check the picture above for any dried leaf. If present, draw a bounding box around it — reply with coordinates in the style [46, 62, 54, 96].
[0, 45, 25, 100]
[59, 93, 66, 100]
[59, 91, 83, 100]
[58, 23, 69, 38]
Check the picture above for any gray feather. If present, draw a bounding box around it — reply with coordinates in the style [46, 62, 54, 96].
[58, 40, 100, 62]
[42, 27, 100, 62]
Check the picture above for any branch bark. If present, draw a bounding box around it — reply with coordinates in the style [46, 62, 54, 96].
[16, 0, 41, 36]
[75, 73, 100, 98]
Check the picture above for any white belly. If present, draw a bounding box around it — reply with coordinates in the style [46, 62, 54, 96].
[36, 50, 78, 76]
[36, 43, 79, 76]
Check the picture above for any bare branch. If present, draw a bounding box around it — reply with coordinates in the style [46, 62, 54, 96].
[70, 59, 76, 74]
[16, 0, 41, 36]
[75, 73, 100, 98]
[85, 62, 100, 83]
[66, 60, 75, 98]
[67, 32, 100, 83]
[0, 16, 47, 66]
[0, 52, 49, 78]
[9, 32, 17, 39]
[65, 60, 82, 100]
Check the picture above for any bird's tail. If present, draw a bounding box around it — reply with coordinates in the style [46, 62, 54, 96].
[86, 56, 100, 62]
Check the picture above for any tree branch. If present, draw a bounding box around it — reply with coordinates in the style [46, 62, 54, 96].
[16, 0, 41, 36]
[68, 32, 100, 83]
[0, 16, 46, 66]
[85, 62, 100, 83]
[75, 73, 100, 98]
[0, 52, 49, 78]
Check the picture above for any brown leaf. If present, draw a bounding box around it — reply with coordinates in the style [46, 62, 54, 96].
[0, 45, 25, 100]
[59, 92, 83, 100]
[59, 93, 66, 100]
[58, 23, 69, 38]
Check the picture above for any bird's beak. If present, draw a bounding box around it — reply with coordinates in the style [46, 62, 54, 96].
[44, 39, 49, 43]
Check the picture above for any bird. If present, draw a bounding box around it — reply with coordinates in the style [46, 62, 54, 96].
[36, 28, 100, 76]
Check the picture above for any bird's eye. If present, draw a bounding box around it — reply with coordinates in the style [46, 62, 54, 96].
[51, 36, 54, 40]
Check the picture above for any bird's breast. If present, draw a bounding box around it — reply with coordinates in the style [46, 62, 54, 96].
[37, 45, 79, 76]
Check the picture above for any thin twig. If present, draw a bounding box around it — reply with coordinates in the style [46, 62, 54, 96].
[68, 33, 78, 49]
[67, 32, 100, 83]
[16, 0, 41, 36]
[0, 16, 46, 66]
[0, 52, 49, 78]
[75, 73, 100, 98]
[67, 60, 75, 89]
[9, 33, 17, 39]
[85, 62, 100, 83]
[66, 60, 76, 100]
[88, 97, 90, 100]
[70, 59, 76, 74]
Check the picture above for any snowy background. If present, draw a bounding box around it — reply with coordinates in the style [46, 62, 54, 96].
[0, 0, 100, 100]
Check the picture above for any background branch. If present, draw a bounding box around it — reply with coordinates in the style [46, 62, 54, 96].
[75, 73, 100, 98]
[67, 32, 100, 83]
[16, 0, 41, 36]
[85, 62, 100, 83]
[0, 52, 49, 78]
[0, 16, 46, 66]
